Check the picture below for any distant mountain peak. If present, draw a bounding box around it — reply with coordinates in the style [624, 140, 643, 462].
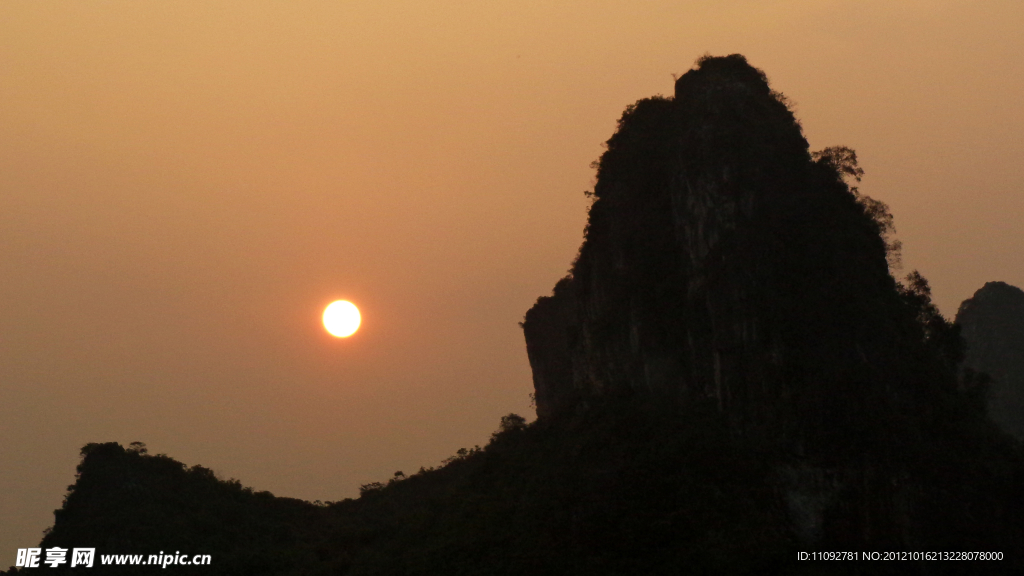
[957, 280, 1024, 438]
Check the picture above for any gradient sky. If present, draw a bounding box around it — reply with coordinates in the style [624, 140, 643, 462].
[2, 0, 1022, 562]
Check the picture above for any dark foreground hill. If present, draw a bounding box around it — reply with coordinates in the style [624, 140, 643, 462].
[9, 413, 794, 575]
[7, 55, 1024, 575]
[8, 403, 1023, 576]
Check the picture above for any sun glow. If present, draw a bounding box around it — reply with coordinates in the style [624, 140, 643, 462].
[323, 300, 361, 337]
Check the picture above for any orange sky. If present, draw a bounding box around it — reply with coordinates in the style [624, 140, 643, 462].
[2, 0, 1022, 561]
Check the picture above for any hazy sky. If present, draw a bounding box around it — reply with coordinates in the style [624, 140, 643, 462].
[2, 0, 1022, 561]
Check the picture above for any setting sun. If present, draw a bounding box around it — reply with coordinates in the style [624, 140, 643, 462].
[323, 300, 360, 338]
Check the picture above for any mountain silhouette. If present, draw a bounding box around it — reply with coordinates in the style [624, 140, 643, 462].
[7, 55, 1023, 575]
[957, 281, 1024, 439]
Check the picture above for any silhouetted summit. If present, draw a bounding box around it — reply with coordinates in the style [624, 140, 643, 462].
[526, 54, 934, 442]
[957, 281, 1024, 439]
[524, 53, 1021, 550]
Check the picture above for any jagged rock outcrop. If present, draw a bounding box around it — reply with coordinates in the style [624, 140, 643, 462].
[521, 55, 1019, 548]
[523, 55, 933, 445]
[957, 281, 1024, 439]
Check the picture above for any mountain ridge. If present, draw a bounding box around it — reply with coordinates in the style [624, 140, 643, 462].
[7, 54, 1023, 574]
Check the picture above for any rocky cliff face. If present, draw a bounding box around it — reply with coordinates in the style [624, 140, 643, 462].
[957, 281, 1024, 439]
[523, 55, 924, 446]
[521, 55, 1021, 549]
